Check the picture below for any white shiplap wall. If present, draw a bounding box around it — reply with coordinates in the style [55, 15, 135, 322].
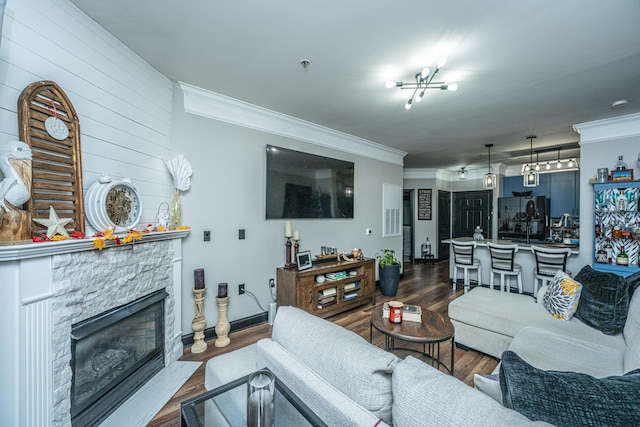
[0, 0, 175, 226]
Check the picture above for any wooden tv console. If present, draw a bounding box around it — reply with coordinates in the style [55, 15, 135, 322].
[276, 258, 376, 318]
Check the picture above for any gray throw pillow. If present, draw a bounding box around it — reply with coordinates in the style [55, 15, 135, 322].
[500, 350, 640, 426]
[573, 265, 629, 335]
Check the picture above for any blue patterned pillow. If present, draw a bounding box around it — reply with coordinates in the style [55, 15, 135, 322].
[543, 270, 582, 320]
[500, 351, 640, 426]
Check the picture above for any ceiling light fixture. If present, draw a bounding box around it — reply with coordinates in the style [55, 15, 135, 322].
[520, 146, 580, 175]
[385, 57, 458, 110]
[483, 144, 496, 189]
[458, 167, 468, 180]
[523, 135, 539, 187]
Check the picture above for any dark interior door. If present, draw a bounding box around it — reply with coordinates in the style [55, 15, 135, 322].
[437, 190, 451, 260]
[452, 190, 492, 239]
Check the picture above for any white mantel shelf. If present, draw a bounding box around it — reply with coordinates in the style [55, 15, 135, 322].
[0, 229, 190, 262]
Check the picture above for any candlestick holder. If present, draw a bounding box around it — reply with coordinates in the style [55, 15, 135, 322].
[215, 296, 231, 347]
[294, 239, 300, 259]
[284, 237, 296, 268]
[191, 288, 207, 354]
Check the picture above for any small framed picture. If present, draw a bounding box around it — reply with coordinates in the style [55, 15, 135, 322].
[611, 169, 634, 181]
[296, 250, 313, 271]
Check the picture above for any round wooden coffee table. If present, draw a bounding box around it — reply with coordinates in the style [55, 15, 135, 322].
[370, 305, 455, 375]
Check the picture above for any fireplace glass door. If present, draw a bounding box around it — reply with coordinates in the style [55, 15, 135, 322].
[70, 290, 166, 426]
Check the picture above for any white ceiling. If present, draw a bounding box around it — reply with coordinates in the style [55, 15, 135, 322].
[69, 0, 640, 170]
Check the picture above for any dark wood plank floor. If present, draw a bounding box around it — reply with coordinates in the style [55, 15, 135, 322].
[148, 259, 498, 426]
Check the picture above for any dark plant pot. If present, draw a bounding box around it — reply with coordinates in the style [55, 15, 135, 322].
[379, 264, 400, 296]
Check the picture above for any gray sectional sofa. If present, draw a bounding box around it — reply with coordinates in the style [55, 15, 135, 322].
[448, 267, 640, 376]
[449, 266, 640, 414]
[205, 306, 545, 426]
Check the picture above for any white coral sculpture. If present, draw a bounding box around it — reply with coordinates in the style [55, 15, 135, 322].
[164, 155, 193, 227]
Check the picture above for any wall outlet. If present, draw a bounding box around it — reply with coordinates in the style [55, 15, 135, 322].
[365, 228, 372, 236]
[203, 230, 211, 241]
[269, 278, 275, 288]
[238, 284, 245, 295]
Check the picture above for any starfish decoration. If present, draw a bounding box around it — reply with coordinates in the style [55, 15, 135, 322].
[32, 206, 73, 238]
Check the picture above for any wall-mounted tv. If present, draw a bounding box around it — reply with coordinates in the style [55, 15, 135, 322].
[266, 145, 354, 219]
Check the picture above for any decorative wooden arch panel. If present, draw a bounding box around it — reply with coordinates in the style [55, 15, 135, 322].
[18, 80, 85, 236]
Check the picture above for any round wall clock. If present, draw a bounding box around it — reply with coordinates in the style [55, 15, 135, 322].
[85, 174, 142, 233]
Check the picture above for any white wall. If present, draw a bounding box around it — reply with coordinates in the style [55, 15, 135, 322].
[0, 0, 174, 226]
[172, 84, 404, 332]
[404, 167, 504, 256]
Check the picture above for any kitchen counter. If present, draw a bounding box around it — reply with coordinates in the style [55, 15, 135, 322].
[445, 238, 582, 294]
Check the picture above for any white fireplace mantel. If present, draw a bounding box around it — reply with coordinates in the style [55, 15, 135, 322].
[0, 230, 189, 426]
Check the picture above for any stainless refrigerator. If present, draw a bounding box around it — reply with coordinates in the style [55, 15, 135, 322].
[497, 196, 549, 244]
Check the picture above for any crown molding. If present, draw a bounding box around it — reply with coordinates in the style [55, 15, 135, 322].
[573, 112, 640, 144]
[178, 82, 406, 166]
[403, 168, 438, 180]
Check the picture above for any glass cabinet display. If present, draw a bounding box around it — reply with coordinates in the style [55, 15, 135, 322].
[593, 180, 640, 277]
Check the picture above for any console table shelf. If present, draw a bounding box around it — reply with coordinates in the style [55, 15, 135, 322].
[276, 258, 376, 318]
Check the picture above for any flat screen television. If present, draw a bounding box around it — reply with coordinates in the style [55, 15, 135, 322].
[266, 145, 354, 219]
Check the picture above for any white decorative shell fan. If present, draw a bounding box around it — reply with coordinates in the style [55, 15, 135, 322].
[164, 155, 193, 227]
[164, 154, 193, 191]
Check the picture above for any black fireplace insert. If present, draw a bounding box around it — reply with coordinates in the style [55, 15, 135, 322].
[70, 289, 167, 426]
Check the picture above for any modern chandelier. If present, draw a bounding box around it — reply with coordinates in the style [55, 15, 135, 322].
[385, 57, 458, 110]
[520, 147, 579, 174]
[483, 144, 496, 189]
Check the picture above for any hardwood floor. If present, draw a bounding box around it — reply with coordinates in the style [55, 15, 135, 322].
[148, 259, 498, 426]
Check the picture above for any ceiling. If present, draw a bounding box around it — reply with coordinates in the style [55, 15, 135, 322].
[69, 0, 640, 171]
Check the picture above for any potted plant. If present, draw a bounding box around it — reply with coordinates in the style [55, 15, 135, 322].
[376, 249, 401, 296]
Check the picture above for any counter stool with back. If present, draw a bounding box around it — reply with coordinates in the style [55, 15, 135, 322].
[451, 240, 482, 294]
[530, 245, 572, 298]
[486, 242, 523, 293]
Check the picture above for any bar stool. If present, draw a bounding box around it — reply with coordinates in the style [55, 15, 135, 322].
[531, 245, 572, 297]
[451, 240, 482, 294]
[486, 242, 523, 293]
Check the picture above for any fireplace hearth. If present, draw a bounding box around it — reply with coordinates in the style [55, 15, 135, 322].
[71, 290, 167, 426]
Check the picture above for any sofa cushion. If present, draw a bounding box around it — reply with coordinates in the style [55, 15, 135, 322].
[473, 373, 503, 405]
[624, 272, 640, 345]
[542, 270, 582, 320]
[205, 343, 257, 390]
[271, 306, 398, 423]
[448, 287, 618, 352]
[500, 350, 640, 426]
[392, 356, 538, 426]
[624, 287, 640, 373]
[256, 339, 387, 426]
[507, 326, 625, 377]
[574, 265, 629, 335]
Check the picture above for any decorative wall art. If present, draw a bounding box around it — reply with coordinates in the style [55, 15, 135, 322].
[18, 80, 85, 236]
[418, 188, 433, 220]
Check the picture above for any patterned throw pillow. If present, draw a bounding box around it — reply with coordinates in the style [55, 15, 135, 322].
[543, 270, 582, 320]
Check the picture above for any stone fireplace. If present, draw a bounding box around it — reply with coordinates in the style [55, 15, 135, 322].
[0, 231, 188, 426]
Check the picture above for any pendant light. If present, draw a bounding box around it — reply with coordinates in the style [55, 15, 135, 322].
[523, 135, 539, 187]
[483, 144, 496, 189]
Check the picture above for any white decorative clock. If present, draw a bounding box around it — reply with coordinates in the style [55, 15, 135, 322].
[85, 173, 142, 233]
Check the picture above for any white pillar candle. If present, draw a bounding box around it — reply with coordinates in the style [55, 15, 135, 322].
[285, 221, 292, 238]
[293, 230, 299, 241]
